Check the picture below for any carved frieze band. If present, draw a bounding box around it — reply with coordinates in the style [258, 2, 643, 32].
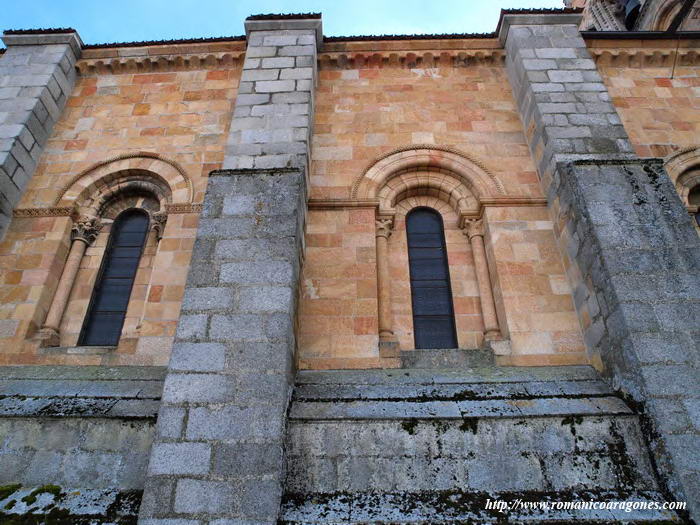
[13, 207, 74, 217]
[13, 203, 201, 218]
[165, 203, 203, 214]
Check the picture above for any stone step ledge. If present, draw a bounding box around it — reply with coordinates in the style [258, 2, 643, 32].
[289, 395, 632, 420]
[0, 485, 140, 523]
[281, 489, 682, 523]
[294, 379, 614, 402]
[0, 395, 160, 418]
[296, 366, 602, 386]
[0, 378, 163, 398]
[0, 365, 167, 381]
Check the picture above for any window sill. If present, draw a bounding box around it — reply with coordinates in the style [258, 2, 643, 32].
[39, 345, 117, 356]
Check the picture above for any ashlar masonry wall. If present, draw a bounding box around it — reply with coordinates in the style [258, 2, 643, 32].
[0, 41, 244, 366]
[502, 13, 700, 519]
[298, 39, 586, 369]
[0, 31, 81, 241]
[139, 16, 320, 524]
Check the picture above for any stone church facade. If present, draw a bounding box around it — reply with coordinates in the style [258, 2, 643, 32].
[0, 1, 698, 523]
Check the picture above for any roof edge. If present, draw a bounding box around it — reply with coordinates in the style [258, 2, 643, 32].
[246, 13, 321, 21]
[324, 32, 495, 42]
[83, 35, 246, 50]
[3, 27, 77, 35]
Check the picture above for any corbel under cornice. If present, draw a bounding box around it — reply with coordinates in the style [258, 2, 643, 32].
[76, 51, 245, 75]
[318, 49, 505, 69]
[589, 47, 700, 67]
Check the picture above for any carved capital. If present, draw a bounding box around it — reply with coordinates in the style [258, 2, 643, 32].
[71, 215, 102, 245]
[151, 211, 168, 241]
[463, 219, 485, 240]
[375, 217, 394, 239]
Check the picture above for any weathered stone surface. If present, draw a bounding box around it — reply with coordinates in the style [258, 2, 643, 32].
[140, 15, 320, 524]
[282, 367, 673, 522]
[0, 418, 154, 489]
[503, 14, 700, 520]
[0, 486, 142, 523]
[0, 31, 82, 240]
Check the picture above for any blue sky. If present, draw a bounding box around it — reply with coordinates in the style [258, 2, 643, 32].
[1, 0, 564, 48]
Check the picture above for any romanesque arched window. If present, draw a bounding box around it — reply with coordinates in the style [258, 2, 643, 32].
[79, 209, 150, 346]
[690, 185, 700, 227]
[406, 207, 458, 349]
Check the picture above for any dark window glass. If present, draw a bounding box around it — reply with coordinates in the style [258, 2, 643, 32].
[406, 207, 458, 349]
[79, 210, 149, 346]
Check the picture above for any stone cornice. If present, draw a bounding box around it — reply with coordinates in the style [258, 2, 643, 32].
[497, 12, 584, 46]
[76, 50, 245, 75]
[245, 18, 323, 50]
[589, 46, 700, 67]
[319, 49, 505, 69]
[2, 31, 83, 56]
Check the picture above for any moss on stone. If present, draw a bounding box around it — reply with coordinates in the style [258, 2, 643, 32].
[0, 484, 22, 502]
[21, 485, 63, 506]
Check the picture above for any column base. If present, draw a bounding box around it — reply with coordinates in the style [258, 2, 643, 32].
[379, 339, 400, 358]
[487, 338, 511, 356]
[35, 327, 60, 347]
[484, 330, 502, 342]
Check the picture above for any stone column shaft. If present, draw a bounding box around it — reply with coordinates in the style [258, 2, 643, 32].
[37, 216, 101, 347]
[375, 218, 395, 348]
[464, 221, 499, 339]
[42, 240, 86, 331]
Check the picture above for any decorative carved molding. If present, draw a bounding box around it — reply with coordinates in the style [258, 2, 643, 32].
[308, 199, 379, 209]
[318, 50, 505, 70]
[76, 51, 245, 76]
[13, 207, 74, 218]
[663, 145, 700, 204]
[150, 211, 168, 240]
[165, 203, 203, 214]
[351, 144, 505, 203]
[307, 197, 548, 211]
[54, 152, 193, 207]
[589, 48, 700, 68]
[463, 218, 485, 239]
[375, 217, 395, 239]
[71, 215, 103, 244]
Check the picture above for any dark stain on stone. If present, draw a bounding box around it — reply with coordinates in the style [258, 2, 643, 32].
[400, 419, 419, 435]
[459, 417, 478, 434]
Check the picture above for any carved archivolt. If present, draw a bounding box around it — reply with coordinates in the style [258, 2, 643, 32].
[664, 146, 700, 205]
[352, 145, 505, 202]
[637, 0, 682, 31]
[55, 153, 193, 208]
[377, 169, 479, 217]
